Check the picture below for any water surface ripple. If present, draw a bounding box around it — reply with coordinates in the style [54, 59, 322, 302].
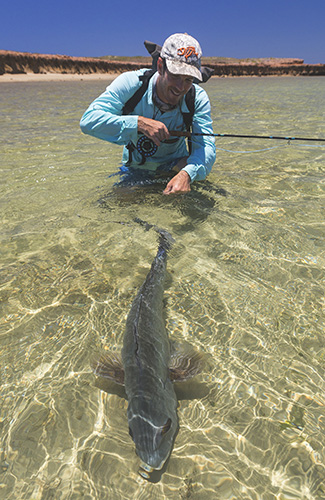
[0, 77, 324, 499]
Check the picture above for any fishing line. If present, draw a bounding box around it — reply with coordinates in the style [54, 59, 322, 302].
[215, 144, 288, 154]
[294, 144, 325, 149]
[215, 143, 325, 154]
[76, 215, 158, 232]
[76, 214, 132, 226]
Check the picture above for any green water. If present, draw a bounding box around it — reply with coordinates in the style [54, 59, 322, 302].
[0, 77, 324, 499]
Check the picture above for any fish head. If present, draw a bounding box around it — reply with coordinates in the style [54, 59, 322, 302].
[127, 403, 178, 473]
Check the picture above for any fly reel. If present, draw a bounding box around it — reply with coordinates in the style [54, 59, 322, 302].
[136, 135, 158, 158]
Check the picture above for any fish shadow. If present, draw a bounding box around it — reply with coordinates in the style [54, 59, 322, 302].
[97, 178, 227, 226]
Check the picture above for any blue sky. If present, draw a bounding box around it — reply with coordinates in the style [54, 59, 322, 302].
[1, 0, 324, 63]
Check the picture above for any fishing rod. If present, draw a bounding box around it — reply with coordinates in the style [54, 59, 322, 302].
[136, 130, 325, 158]
[169, 130, 325, 142]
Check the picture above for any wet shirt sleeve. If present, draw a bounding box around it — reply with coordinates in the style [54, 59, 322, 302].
[182, 85, 216, 182]
[80, 71, 144, 146]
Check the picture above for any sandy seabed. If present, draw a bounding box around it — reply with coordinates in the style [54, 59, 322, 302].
[0, 72, 118, 83]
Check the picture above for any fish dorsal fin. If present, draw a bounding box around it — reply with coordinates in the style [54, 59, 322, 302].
[169, 341, 204, 382]
[91, 351, 125, 385]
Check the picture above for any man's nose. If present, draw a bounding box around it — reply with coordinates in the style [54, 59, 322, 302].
[173, 76, 185, 91]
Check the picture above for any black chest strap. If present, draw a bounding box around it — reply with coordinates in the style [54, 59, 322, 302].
[122, 70, 155, 116]
[122, 70, 196, 163]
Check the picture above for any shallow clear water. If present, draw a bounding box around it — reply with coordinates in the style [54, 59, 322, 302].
[0, 77, 324, 499]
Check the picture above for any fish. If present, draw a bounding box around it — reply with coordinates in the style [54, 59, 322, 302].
[92, 226, 204, 479]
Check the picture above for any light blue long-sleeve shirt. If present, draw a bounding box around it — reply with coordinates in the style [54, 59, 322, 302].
[80, 69, 216, 181]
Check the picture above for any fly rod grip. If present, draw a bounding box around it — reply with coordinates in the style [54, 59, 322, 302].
[169, 130, 191, 138]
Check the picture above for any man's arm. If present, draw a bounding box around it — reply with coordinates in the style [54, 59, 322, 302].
[80, 70, 144, 146]
[163, 170, 191, 195]
[163, 86, 216, 194]
[80, 70, 170, 150]
[137, 116, 170, 146]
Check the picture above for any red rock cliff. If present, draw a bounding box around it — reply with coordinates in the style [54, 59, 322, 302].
[1, 50, 324, 77]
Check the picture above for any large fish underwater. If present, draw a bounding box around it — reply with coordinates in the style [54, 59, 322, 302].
[92, 223, 205, 479]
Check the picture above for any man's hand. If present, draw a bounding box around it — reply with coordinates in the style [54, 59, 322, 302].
[138, 116, 170, 146]
[163, 170, 191, 195]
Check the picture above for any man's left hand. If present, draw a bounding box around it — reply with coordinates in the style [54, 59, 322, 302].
[163, 170, 191, 195]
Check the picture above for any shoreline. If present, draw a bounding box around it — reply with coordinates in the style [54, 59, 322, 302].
[0, 72, 118, 83]
[1, 50, 324, 82]
[1, 71, 323, 84]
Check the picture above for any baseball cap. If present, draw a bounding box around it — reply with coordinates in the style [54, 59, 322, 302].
[160, 33, 202, 82]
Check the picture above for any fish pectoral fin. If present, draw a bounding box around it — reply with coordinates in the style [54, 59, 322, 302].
[91, 351, 125, 385]
[169, 341, 204, 382]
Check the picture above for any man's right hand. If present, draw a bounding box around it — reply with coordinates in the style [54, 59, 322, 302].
[138, 116, 170, 146]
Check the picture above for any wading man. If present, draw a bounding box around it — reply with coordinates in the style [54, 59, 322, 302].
[80, 33, 216, 195]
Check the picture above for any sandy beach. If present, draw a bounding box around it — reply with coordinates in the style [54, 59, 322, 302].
[1, 50, 324, 82]
[0, 72, 118, 83]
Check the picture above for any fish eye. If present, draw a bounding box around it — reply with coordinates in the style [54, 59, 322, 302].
[161, 418, 172, 436]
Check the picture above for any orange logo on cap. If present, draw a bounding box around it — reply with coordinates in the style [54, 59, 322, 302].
[177, 46, 199, 59]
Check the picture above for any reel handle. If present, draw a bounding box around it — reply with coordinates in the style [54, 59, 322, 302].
[169, 130, 191, 138]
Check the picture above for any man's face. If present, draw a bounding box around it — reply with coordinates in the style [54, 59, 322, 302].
[156, 58, 193, 106]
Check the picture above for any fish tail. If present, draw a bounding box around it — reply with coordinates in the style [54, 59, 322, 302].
[134, 218, 175, 252]
[134, 217, 155, 232]
[157, 229, 175, 254]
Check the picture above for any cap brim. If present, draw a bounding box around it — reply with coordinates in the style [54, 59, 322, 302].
[165, 59, 202, 82]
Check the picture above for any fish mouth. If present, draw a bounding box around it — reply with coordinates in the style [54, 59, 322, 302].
[138, 460, 164, 479]
[138, 461, 154, 479]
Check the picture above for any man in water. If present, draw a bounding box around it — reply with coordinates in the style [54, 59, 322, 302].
[80, 33, 216, 195]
